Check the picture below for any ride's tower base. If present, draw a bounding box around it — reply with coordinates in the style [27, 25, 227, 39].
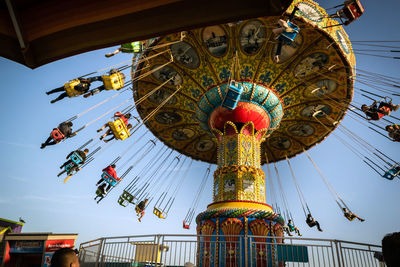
[196, 121, 285, 267]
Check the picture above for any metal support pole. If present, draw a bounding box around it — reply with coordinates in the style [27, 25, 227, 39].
[334, 240, 342, 267]
[244, 235, 248, 267]
[95, 239, 104, 267]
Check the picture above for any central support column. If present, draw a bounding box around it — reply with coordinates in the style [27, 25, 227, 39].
[195, 82, 285, 266]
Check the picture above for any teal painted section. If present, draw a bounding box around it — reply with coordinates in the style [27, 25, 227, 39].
[277, 244, 309, 262]
[195, 82, 283, 133]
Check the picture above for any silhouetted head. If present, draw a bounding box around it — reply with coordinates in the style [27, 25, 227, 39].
[343, 208, 348, 213]
[288, 220, 293, 224]
[307, 214, 312, 218]
[382, 232, 400, 267]
[111, 164, 116, 169]
[127, 124, 133, 129]
[361, 104, 368, 112]
[386, 125, 394, 132]
[51, 247, 79, 267]
[125, 113, 132, 119]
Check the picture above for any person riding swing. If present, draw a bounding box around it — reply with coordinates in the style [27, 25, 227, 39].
[273, 5, 300, 63]
[57, 149, 89, 177]
[135, 198, 149, 222]
[385, 124, 400, 142]
[46, 76, 103, 103]
[361, 100, 399, 121]
[95, 164, 120, 197]
[343, 208, 365, 222]
[41, 121, 77, 149]
[306, 214, 323, 232]
[105, 41, 146, 58]
[83, 69, 126, 98]
[328, 0, 365, 26]
[97, 113, 133, 142]
[284, 219, 302, 236]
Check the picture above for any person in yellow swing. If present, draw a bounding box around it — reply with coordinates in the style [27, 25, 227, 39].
[135, 198, 149, 222]
[97, 113, 133, 143]
[83, 69, 126, 98]
[46, 69, 125, 103]
[46, 76, 103, 103]
[105, 41, 145, 58]
[343, 208, 365, 222]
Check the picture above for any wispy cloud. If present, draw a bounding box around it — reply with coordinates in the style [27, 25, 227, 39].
[0, 140, 37, 149]
[6, 175, 27, 182]
[0, 198, 10, 204]
[22, 194, 90, 204]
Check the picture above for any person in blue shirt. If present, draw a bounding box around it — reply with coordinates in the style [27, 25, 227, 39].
[273, 5, 300, 63]
[285, 219, 302, 236]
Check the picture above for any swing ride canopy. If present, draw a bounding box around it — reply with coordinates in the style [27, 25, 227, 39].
[133, 0, 356, 164]
[0, 0, 292, 69]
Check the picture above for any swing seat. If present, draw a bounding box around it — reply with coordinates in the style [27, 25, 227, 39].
[343, 0, 364, 20]
[101, 171, 117, 186]
[108, 118, 131, 140]
[102, 72, 125, 90]
[121, 190, 135, 203]
[63, 79, 82, 97]
[222, 80, 243, 110]
[70, 151, 83, 165]
[382, 167, 400, 180]
[183, 220, 190, 230]
[280, 22, 299, 44]
[64, 161, 75, 173]
[153, 207, 166, 219]
[117, 196, 128, 207]
[121, 42, 143, 53]
[51, 128, 65, 142]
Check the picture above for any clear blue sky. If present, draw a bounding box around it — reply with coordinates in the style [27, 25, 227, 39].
[0, 0, 399, 247]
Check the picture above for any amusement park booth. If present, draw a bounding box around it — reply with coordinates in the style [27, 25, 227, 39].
[1, 233, 78, 267]
[0, 218, 24, 264]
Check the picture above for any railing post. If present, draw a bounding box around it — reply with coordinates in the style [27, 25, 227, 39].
[334, 240, 343, 267]
[330, 240, 336, 267]
[244, 235, 248, 267]
[95, 238, 104, 267]
[151, 234, 161, 267]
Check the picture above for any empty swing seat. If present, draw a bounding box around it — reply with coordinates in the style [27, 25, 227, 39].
[101, 171, 118, 186]
[63, 79, 82, 97]
[108, 118, 131, 141]
[118, 191, 135, 207]
[51, 128, 65, 142]
[280, 22, 299, 43]
[102, 72, 125, 90]
[222, 81, 243, 110]
[153, 207, 166, 219]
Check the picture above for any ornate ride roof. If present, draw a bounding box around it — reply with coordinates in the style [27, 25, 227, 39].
[133, 0, 355, 164]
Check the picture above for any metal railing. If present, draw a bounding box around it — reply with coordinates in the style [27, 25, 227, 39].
[79, 234, 385, 267]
